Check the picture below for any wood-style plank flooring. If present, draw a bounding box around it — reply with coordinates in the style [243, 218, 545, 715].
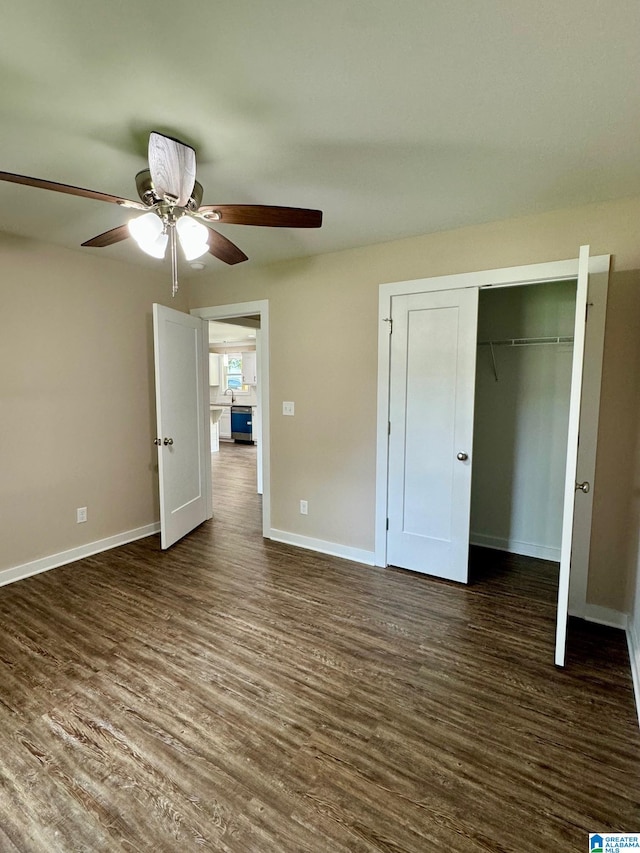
[0, 441, 638, 851]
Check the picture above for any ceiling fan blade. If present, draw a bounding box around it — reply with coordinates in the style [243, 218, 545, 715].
[0, 171, 146, 209]
[148, 132, 196, 208]
[206, 228, 248, 265]
[81, 224, 131, 248]
[198, 204, 322, 228]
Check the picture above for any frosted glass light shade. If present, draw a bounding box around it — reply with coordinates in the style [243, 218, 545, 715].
[176, 215, 209, 261]
[144, 233, 169, 259]
[128, 213, 168, 258]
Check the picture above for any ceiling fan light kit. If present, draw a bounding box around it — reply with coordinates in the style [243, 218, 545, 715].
[128, 212, 167, 258]
[175, 215, 209, 261]
[0, 131, 323, 297]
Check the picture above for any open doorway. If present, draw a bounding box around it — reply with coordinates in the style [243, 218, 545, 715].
[208, 317, 261, 520]
[208, 319, 259, 452]
[191, 299, 271, 538]
[469, 280, 577, 594]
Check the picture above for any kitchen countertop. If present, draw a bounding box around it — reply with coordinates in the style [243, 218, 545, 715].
[210, 402, 257, 408]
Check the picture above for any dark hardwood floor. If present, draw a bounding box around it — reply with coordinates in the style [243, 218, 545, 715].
[0, 441, 638, 851]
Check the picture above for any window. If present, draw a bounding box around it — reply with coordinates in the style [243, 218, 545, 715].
[224, 353, 249, 393]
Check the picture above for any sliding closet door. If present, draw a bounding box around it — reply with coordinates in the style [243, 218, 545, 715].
[555, 246, 590, 666]
[387, 288, 478, 582]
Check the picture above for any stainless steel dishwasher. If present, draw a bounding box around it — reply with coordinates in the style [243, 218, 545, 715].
[231, 405, 253, 443]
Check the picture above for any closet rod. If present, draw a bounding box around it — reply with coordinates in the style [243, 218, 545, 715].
[477, 335, 574, 347]
[479, 335, 574, 382]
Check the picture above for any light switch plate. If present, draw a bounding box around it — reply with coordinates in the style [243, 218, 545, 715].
[283, 401, 295, 416]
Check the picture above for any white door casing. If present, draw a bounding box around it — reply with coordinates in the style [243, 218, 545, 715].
[387, 289, 479, 582]
[153, 304, 211, 549]
[255, 328, 263, 495]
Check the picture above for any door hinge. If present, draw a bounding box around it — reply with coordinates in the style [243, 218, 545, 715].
[388, 421, 391, 436]
[383, 317, 393, 334]
[386, 518, 389, 530]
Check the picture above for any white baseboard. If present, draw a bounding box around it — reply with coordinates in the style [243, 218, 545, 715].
[0, 522, 161, 589]
[627, 623, 640, 727]
[470, 532, 560, 562]
[580, 603, 628, 630]
[269, 529, 375, 566]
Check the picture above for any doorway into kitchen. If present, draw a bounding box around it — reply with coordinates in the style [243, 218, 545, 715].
[191, 300, 271, 537]
[209, 317, 261, 514]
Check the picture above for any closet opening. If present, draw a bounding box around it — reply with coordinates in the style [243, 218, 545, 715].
[469, 279, 577, 590]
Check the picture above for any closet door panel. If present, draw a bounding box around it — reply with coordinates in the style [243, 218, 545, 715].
[387, 288, 478, 582]
[555, 245, 591, 667]
[568, 269, 609, 616]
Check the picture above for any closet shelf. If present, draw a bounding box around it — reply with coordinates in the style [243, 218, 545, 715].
[478, 336, 574, 382]
[477, 335, 574, 347]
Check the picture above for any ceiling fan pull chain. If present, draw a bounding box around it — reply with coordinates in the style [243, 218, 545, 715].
[170, 223, 179, 297]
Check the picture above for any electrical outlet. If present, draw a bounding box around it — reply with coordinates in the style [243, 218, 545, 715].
[76, 507, 87, 523]
[300, 500, 308, 515]
[283, 401, 295, 416]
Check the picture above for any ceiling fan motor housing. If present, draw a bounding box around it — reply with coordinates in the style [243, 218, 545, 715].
[135, 169, 203, 211]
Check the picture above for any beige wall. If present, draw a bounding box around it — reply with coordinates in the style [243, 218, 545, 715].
[589, 269, 640, 611]
[0, 235, 185, 573]
[189, 194, 640, 613]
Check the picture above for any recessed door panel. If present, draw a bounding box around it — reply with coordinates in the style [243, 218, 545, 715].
[153, 304, 209, 549]
[387, 288, 478, 582]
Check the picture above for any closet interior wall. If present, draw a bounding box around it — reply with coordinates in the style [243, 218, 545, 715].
[470, 280, 577, 562]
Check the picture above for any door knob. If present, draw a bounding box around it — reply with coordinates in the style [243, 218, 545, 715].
[456, 452, 468, 461]
[163, 437, 174, 446]
[153, 438, 162, 446]
[575, 481, 590, 493]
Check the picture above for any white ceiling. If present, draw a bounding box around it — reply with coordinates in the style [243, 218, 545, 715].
[208, 321, 256, 346]
[2, 1, 640, 275]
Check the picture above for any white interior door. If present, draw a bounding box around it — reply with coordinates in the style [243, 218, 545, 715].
[568, 265, 609, 618]
[255, 329, 263, 495]
[387, 288, 479, 582]
[153, 304, 210, 549]
[555, 246, 591, 666]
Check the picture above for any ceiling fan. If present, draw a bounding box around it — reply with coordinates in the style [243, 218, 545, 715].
[0, 132, 323, 295]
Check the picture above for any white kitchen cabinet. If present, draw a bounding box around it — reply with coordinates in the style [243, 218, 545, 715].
[209, 353, 221, 386]
[210, 418, 219, 453]
[242, 351, 257, 385]
[219, 407, 232, 439]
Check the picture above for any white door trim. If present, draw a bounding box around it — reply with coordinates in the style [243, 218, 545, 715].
[376, 254, 610, 610]
[191, 300, 271, 537]
[200, 318, 213, 520]
[378, 256, 608, 300]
